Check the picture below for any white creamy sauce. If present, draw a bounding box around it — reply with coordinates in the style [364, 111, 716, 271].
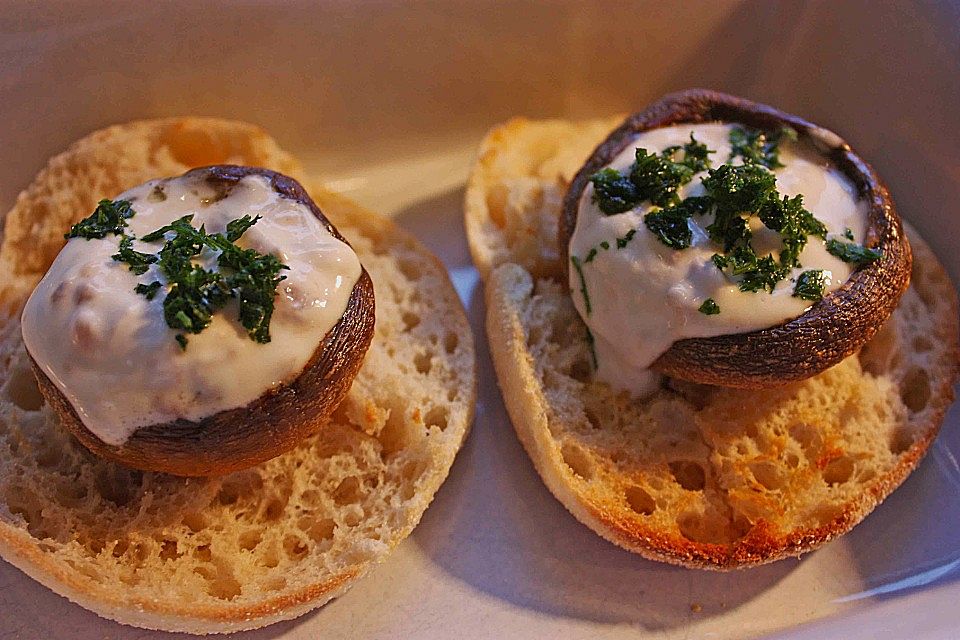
[21, 174, 362, 445]
[569, 123, 868, 397]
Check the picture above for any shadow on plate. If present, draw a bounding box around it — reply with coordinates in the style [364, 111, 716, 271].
[396, 188, 798, 630]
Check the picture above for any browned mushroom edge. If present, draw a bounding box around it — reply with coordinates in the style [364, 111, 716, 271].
[559, 89, 912, 389]
[28, 165, 376, 476]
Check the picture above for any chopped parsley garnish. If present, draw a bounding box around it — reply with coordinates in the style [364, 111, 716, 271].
[758, 193, 826, 268]
[616, 228, 637, 249]
[65, 199, 134, 239]
[843, 227, 855, 241]
[629, 147, 691, 207]
[644, 206, 693, 249]
[142, 215, 288, 347]
[575, 124, 859, 317]
[589, 168, 640, 215]
[135, 281, 162, 300]
[698, 298, 720, 315]
[793, 269, 828, 301]
[728, 126, 797, 169]
[570, 255, 591, 315]
[112, 235, 158, 275]
[826, 238, 883, 266]
[65, 192, 289, 350]
[589, 134, 713, 214]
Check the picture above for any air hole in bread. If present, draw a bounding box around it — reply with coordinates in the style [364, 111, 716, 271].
[262, 576, 287, 592]
[414, 351, 433, 375]
[785, 452, 800, 468]
[677, 511, 736, 545]
[35, 443, 61, 469]
[444, 331, 459, 354]
[900, 367, 931, 413]
[402, 311, 421, 332]
[5, 484, 48, 539]
[398, 257, 422, 281]
[333, 476, 362, 506]
[194, 545, 212, 562]
[260, 544, 280, 568]
[378, 406, 415, 457]
[749, 461, 784, 491]
[822, 456, 855, 486]
[3, 363, 43, 411]
[301, 517, 336, 543]
[424, 405, 449, 431]
[207, 570, 243, 600]
[112, 538, 129, 558]
[182, 511, 208, 533]
[789, 423, 823, 458]
[342, 505, 363, 527]
[624, 485, 655, 515]
[216, 472, 264, 506]
[159, 540, 181, 561]
[94, 467, 140, 507]
[669, 461, 706, 491]
[283, 534, 309, 560]
[260, 498, 286, 522]
[814, 503, 843, 527]
[560, 442, 594, 480]
[889, 426, 916, 455]
[238, 529, 262, 551]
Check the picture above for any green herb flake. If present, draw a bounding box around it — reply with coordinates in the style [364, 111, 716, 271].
[135, 281, 162, 300]
[644, 206, 692, 249]
[585, 326, 598, 370]
[739, 255, 788, 294]
[570, 255, 592, 315]
[793, 269, 828, 301]
[225, 214, 261, 242]
[728, 126, 796, 169]
[590, 168, 640, 215]
[843, 227, 855, 241]
[65, 199, 135, 239]
[630, 147, 694, 207]
[698, 298, 720, 315]
[136, 214, 289, 347]
[589, 135, 714, 215]
[826, 238, 883, 266]
[616, 228, 637, 249]
[112, 235, 158, 275]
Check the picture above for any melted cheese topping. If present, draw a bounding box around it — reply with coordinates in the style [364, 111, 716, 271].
[569, 123, 868, 397]
[21, 174, 362, 445]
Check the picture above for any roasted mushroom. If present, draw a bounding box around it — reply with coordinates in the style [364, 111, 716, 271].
[25, 166, 375, 476]
[561, 89, 911, 388]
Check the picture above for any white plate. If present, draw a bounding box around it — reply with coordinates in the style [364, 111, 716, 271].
[1, 2, 958, 638]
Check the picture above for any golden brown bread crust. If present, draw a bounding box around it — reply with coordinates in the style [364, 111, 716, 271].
[559, 89, 912, 388]
[26, 165, 376, 477]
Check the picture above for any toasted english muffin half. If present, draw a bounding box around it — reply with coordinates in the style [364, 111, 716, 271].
[0, 117, 475, 632]
[465, 115, 958, 569]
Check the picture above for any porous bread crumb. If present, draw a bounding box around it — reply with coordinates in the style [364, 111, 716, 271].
[468, 116, 959, 568]
[0, 118, 475, 633]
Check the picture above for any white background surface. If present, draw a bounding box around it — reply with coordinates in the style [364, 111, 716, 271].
[1, 2, 959, 638]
